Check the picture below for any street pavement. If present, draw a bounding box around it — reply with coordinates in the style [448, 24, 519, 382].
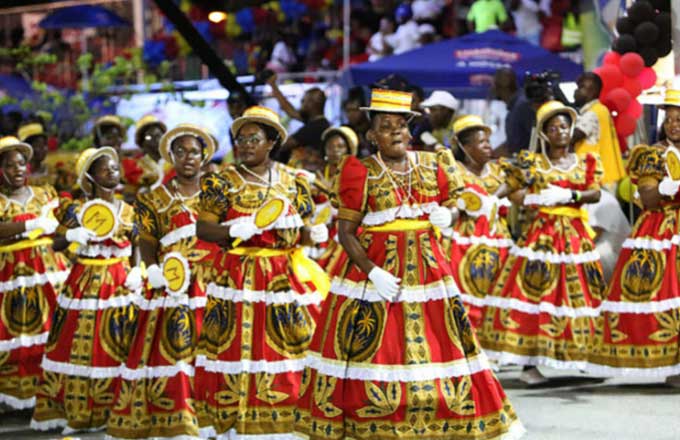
[1, 366, 678, 439]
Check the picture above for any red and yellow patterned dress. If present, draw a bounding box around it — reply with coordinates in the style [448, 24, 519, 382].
[479, 151, 606, 370]
[107, 182, 222, 439]
[195, 163, 324, 438]
[295, 151, 523, 440]
[32, 199, 139, 433]
[590, 144, 680, 376]
[0, 186, 68, 409]
[441, 161, 513, 329]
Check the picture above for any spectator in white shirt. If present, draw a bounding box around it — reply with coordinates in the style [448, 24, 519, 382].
[368, 17, 395, 61]
[268, 35, 297, 73]
[412, 0, 446, 21]
[509, 0, 550, 46]
[385, 4, 422, 55]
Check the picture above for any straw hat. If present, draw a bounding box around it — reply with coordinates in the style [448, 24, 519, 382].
[231, 106, 287, 143]
[76, 147, 118, 194]
[661, 89, 680, 109]
[0, 136, 33, 161]
[322, 126, 359, 156]
[536, 100, 577, 135]
[93, 115, 125, 134]
[453, 115, 491, 139]
[360, 88, 421, 116]
[134, 115, 167, 145]
[17, 123, 46, 142]
[159, 124, 216, 165]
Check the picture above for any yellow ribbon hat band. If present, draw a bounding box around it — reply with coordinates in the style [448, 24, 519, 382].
[663, 89, 680, 108]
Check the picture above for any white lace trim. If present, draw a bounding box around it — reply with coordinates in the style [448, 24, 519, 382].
[206, 283, 322, 307]
[41, 357, 122, 378]
[361, 202, 440, 226]
[509, 245, 600, 264]
[329, 277, 461, 303]
[585, 362, 680, 378]
[484, 349, 591, 371]
[305, 351, 491, 382]
[196, 356, 306, 374]
[135, 295, 207, 311]
[0, 270, 69, 292]
[30, 418, 67, 431]
[119, 361, 195, 381]
[78, 243, 132, 258]
[160, 224, 196, 249]
[0, 331, 48, 351]
[459, 293, 487, 309]
[621, 236, 680, 251]
[483, 296, 601, 318]
[107, 435, 202, 440]
[202, 427, 298, 440]
[57, 293, 141, 311]
[600, 297, 680, 314]
[224, 213, 304, 231]
[0, 393, 35, 410]
[442, 230, 514, 248]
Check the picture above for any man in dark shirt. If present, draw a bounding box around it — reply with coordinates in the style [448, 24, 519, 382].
[266, 74, 329, 168]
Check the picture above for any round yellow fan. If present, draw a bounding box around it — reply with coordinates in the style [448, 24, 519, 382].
[68, 199, 117, 253]
[162, 252, 190, 296]
[314, 205, 332, 225]
[233, 198, 287, 247]
[460, 191, 482, 212]
[666, 146, 680, 180]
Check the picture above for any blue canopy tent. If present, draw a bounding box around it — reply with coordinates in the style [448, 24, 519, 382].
[346, 30, 583, 99]
[39, 5, 128, 29]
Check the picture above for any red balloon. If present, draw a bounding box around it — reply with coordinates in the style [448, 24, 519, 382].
[599, 64, 624, 89]
[604, 88, 632, 113]
[637, 67, 657, 89]
[623, 76, 642, 97]
[625, 98, 643, 119]
[603, 51, 621, 66]
[619, 53, 645, 77]
[615, 113, 637, 137]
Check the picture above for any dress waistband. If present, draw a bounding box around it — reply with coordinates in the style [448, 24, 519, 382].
[0, 238, 53, 253]
[77, 257, 125, 266]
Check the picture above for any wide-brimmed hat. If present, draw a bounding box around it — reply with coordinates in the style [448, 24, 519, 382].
[453, 115, 491, 139]
[536, 100, 578, 135]
[421, 90, 459, 111]
[159, 123, 216, 165]
[360, 88, 421, 116]
[93, 115, 126, 134]
[17, 123, 46, 142]
[76, 147, 118, 194]
[322, 126, 358, 156]
[661, 89, 680, 109]
[135, 115, 167, 146]
[0, 136, 33, 161]
[231, 106, 288, 143]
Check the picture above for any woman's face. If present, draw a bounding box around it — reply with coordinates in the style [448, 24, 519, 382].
[461, 129, 492, 165]
[90, 155, 120, 190]
[664, 107, 680, 143]
[98, 124, 123, 151]
[171, 135, 203, 179]
[29, 135, 48, 164]
[140, 124, 165, 157]
[324, 135, 350, 165]
[368, 113, 411, 160]
[235, 123, 274, 167]
[543, 114, 572, 149]
[1, 150, 27, 190]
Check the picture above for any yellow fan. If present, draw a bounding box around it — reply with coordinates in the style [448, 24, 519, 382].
[162, 252, 190, 296]
[68, 199, 117, 253]
[232, 198, 287, 247]
[459, 190, 482, 212]
[666, 146, 680, 180]
[314, 205, 332, 225]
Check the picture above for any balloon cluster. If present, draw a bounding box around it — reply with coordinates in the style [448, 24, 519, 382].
[594, 0, 671, 140]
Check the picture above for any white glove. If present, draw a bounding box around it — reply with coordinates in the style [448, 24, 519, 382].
[65, 227, 96, 245]
[125, 266, 143, 292]
[457, 191, 498, 220]
[229, 222, 260, 242]
[535, 184, 572, 206]
[146, 264, 167, 289]
[24, 217, 59, 235]
[368, 266, 401, 301]
[429, 206, 453, 228]
[309, 224, 329, 243]
[658, 177, 680, 197]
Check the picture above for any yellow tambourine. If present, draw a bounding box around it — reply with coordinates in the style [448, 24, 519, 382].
[233, 198, 288, 247]
[68, 199, 117, 253]
[314, 204, 333, 225]
[459, 190, 482, 212]
[665, 146, 680, 180]
[162, 252, 190, 297]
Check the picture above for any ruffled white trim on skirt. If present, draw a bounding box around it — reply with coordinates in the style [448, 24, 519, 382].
[484, 349, 591, 371]
[0, 270, 69, 292]
[0, 393, 35, 410]
[600, 297, 680, 314]
[484, 296, 601, 318]
[206, 283, 322, 307]
[41, 357, 122, 378]
[107, 435, 202, 440]
[56, 293, 140, 311]
[361, 202, 439, 226]
[119, 361, 195, 380]
[585, 362, 680, 378]
[78, 244, 132, 258]
[329, 277, 461, 303]
[135, 295, 206, 311]
[621, 235, 680, 251]
[196, 355, 305, 374]
[0, 331, 48, 351]
[30, 417, 67, 431]
[509, 245, 600, 264]
[441, 229, 514, 248]
[201, 427, 298, 440]
[160, 223, 196, 249]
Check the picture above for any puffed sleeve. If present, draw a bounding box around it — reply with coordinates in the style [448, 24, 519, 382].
[293, 172, 315, 221]
[199, 171, 230, 222]
[627, 144, 664, 185]
[435, 148, 464, 208]
[55, 197, 81, 234]
[336, 155, 367, 223]
[584, 153, 604, 190]
[135, 192, 159, 242]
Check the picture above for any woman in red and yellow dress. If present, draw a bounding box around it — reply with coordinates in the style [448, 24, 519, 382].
[478, 101, 606, 385]
[295, 89, 523, 440]
[107, 124, 221, 439]
[441, 115, 513, 330]
[194, 106, 329, 438]
[312, 126, 358, 271]
[590, 89, 680, 385]
[32, 147, 141, 433]
[0, 136, 65, 410]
